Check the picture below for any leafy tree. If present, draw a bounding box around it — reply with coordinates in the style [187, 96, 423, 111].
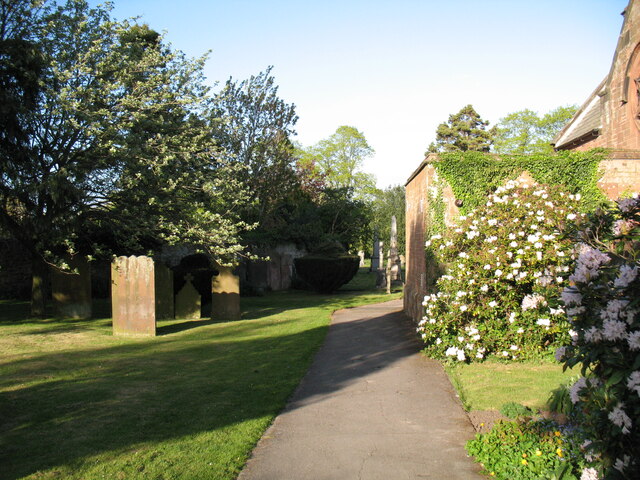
[371, 185, 405, 255]
[0, 0, 251, 313]
[298, 126, 376, 199]
[427, 104, 496, 154]
[212, 66, 299, 224]
[493, 105, 578, 154]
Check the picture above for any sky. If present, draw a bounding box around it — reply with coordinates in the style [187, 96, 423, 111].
[93, 0, 629, 189]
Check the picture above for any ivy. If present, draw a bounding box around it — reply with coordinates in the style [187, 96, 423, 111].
[431, 150, 609, 215]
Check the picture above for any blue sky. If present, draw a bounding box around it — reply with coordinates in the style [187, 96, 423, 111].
[95, 0, 629, 188]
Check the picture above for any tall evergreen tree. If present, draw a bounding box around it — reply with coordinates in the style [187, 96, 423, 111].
[427, 104, 496, 154]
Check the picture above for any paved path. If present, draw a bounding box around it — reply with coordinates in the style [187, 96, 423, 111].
[238, 299, 482, 480]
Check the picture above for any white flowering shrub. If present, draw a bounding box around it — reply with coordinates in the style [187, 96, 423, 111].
[419, 180, 582, 362]
[556, 197, 640, 479]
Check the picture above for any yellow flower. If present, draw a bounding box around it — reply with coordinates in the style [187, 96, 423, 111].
[535, 450, 542, 456]
[554, 431, 562, 437]
[521, 459, 528, 465]
[490, 473, 495, 477]
[556, 448, 563, 457]
[522, 453, 527, 458]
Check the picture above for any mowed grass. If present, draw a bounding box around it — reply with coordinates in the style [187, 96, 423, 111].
[446, 359, 576, 412]
[0, 268, 401, 480]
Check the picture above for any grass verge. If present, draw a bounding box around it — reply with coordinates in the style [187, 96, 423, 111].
[445, 358, 576, 412]
[0, 268, 400, 480]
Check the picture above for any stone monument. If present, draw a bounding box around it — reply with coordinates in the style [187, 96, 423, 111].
[175, 273, 201, 320]
[154, 262, 174, 320]
[111, 256, 156, 336]
[211, 265, 240, 321]
[50, 255, 91, 319]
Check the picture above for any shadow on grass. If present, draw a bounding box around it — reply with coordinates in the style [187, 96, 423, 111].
[0, 298, 413, 480]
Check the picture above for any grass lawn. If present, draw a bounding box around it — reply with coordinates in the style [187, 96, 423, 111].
[446, 358, 577, 412]
[0, 268, 400, 480]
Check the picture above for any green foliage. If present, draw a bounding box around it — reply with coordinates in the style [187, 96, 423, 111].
[466, 419, 587, 480]
[419, 181, 581, 362]
[494, 106, 578, 155]
[298, 125, 376, 200]
[294, 244, 360, 293]
[500, 402, 534, 419]
[555, 198, 640, 479]
[427, 104, 497, 154]
[431, 150, 608, 215]
[212, 66, 299, 226]
[546, 377, 581, 416]
[0, 0, 252, 268]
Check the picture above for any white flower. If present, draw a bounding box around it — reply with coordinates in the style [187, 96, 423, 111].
[536, 318, 550, 326]
[627, 371, 640, 396]
[614, 455, 631, 473]
[510, 345, 518, 351]
[509, 241, 518, 248]
[521, 294, 546, 311]
[436, 338, 442, 345]
[459, 305, 468, 312]
[488, 300, 497, 308]
[614, 264, 638, 288]
[580, 467, 599, 480]
[561, 288, 582, 306]
[602, 319, 627, 341]
[617, 197, 638, 213]
[495, 269, 503, 277]
[480, 284, 489, 292]
[517, 328, 524, 334]
[569, 377, 587, 404]
[627, 331, 640, 351]
[584, 327, 603, 343]
[567, 213, 577, 220]
[608, 403, 632, 434]
[483, 264, 491, 270]
[509, 312, 516, 323]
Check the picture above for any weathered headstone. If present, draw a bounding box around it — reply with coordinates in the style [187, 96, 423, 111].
[371, 235, 380, 271]
[111, 256, 156, 336]
[211, 265, 240, 321]
[175, 273, 201, 320]
[375, 240, 386, 289]
[154, 262, 174, 320]
[50, 255, 91, 319]
[389, 215, 402, 282]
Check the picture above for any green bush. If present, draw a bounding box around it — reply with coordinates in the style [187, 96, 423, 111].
[466, 419, 587, 480]
[501, 402, 534, 419]
[419, 180, 581, 362]
[294, 252, 360, 293]
[555, 197, 640, 478]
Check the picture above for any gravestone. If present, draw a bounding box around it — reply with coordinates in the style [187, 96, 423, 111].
[371, 235, 380, 271]
[175, 273, 201, 320]
[357, 250, 365, 267]
[389, 215, 402, 282]
[154, 262, 174, 320]
[375, 240, 386, 289]
[212, 265, 240, 321]
[111, 256, 156, 336]
[50, 255, 91, 319]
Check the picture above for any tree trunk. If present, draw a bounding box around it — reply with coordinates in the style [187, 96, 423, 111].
[31, 257, 48, 317]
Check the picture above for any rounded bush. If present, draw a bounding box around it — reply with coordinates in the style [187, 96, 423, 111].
[294, 249, 359, 293]
[419, 180, 582, 362]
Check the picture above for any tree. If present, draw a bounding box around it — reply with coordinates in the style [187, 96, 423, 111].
[371, 185, 405, 256]
[0, 0, 251, 313]
[212, 67, 299, 224]
[427, 104, 496, 154]
[298, 126, 376, 199]
[493, 105, 578, 154]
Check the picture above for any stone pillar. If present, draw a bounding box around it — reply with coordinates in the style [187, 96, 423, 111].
[50, 255, 91, 319]
[389, 215, 401, 281]
[371, 235, 380, 271]
[111, 256, 156, 336]
[175, 273, 201, 320]
[211, 265, 240, 321]
[154, 262, 174, 320]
